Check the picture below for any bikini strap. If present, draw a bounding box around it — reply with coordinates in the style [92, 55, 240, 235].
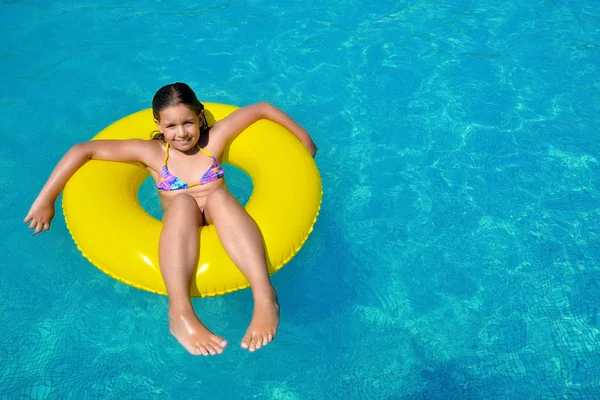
[198, 146, 214, 158]
[165, 143, 213, 164]
[163, 142, 170, 165]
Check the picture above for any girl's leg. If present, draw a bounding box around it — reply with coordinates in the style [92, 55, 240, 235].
[160, 193, 227, 356]
[204, 187, 279, 352]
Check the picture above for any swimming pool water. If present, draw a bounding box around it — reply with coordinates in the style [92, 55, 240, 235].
[2, 0, 600, 398]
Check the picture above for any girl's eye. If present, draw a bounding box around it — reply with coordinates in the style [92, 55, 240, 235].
[185, 122, 193, 125]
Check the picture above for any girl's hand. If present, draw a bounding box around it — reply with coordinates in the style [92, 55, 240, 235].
[24, 201, 55, 235]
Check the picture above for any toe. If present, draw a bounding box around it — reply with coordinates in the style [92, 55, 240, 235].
[191, 345, 203, 356]
[250, 334, 261, 351]
[255, 334, 266, 349]
[197, 344, 210, 356]
[205, 343, 219, 356]
[241, 333, 253, 349]
[210, 335, 227, 349]
[210, 341, 225, 355]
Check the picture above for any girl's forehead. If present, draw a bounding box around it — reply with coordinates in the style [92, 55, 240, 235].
[159, 104, 198, 122]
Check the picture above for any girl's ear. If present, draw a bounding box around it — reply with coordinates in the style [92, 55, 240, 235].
[154, 119, 161, 132]
[199, 110, 208, 129]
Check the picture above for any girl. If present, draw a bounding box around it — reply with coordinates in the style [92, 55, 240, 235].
[24, 82, 318, 356]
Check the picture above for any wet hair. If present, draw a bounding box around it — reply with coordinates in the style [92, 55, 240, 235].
[151, 82, 209, 141]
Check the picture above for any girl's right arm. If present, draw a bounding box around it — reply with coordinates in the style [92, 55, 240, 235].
[24, 139, 157, 235]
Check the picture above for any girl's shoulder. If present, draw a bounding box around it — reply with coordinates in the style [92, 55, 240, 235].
[124, 138, 165, 156]
[143, 138, 168, 162]
[104, 138, 166, 168]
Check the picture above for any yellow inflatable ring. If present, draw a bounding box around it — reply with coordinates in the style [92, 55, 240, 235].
[62, 104, 322, 297]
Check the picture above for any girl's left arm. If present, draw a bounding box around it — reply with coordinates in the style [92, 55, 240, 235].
[216, 102, 317, 157]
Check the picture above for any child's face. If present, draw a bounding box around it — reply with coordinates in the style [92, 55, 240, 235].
[154, 104, 204, 151]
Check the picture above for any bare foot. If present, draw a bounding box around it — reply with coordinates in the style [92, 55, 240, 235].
[241, 292, 280, 352]
[169, 307, 227, 356]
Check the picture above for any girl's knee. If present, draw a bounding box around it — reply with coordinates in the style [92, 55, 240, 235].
[204, 188, 240, 224]
[164, 194, 200, 220]
[169, 193, 197, 208]
[205, 187, 230, 208]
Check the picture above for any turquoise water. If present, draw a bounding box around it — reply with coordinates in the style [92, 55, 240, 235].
[2, 0, 600, 398]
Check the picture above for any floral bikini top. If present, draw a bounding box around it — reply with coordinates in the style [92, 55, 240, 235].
[157, 143, 225, 191]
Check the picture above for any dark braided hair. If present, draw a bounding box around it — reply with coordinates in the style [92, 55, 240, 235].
[150, 82, 209, 142]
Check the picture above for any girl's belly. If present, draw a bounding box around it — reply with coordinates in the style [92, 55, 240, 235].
[157, 178, 225, 211]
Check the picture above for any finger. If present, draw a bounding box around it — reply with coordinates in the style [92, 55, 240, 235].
[29, 219, 37, 229]
[24, 213, 32, 223]
[43, 222, 50, 232]
[33, 220, 48, 235]
[34, 222, 45, 235]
